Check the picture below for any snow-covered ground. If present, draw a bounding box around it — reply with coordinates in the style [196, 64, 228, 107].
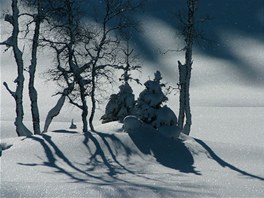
[1, 0, 264, 197]
[1, 122, 264, 197]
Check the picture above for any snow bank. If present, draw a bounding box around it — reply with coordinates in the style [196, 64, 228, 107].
[1, 121, 264, 197]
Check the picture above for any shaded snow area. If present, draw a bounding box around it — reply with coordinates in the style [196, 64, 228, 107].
[1, 122, 264, 197]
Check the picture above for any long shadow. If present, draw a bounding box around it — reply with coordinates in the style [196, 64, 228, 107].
[19, 132, 164, 184]
[129, 131, 200, 175]
[18, 135, 86, 182]
[82, 131, 164, 183]
[195, 139, 264, 181]
[52, 129, 78, 134]
[83, 132, 117, 176]
[19, 135, 108, 182]
[93, 132, 135, 174]
[15, 132, 217, 196]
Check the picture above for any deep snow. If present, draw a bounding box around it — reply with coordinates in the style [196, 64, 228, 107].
[1, 122, 264, 197]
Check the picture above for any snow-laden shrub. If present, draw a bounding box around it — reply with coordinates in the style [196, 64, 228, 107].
[101, 82, 135, 123]
[135, 71, 178, 129]
[153, 105, 177, 128]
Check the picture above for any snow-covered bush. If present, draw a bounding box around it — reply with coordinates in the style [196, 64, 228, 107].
[153, 105, 177, 128]
[135, 71, 178, 129]
[101, 82, 135, 123]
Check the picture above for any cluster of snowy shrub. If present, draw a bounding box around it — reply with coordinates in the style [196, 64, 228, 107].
[101, 82, 135, 123]
[101, 71, 180, 138]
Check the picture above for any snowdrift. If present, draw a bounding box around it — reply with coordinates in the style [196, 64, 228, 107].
[1, 122, 264, 197]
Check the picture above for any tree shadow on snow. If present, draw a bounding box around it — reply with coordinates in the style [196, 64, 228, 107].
[51, 129, 79, 134]
[129, 131, 201, 175]
[195, 139, 264, 181]
[0, 143, 13, 157]
[19, 134, 109, 183]
[19, 132, 163, 185]
[81, 131, 164, 182]
[16, 132, 217, 197]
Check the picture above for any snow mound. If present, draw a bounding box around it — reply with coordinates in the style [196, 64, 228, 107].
[123, 115, 143, 133]
[95, 121, 124, 133]
[1, 122, 264, 197]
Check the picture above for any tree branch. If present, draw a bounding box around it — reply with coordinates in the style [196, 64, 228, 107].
[3, 82, 16, 98]
[67, 96, 83, 109]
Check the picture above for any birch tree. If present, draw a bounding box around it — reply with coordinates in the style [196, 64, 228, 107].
[21, 0, 46, 134]
[84, 0, 142, 131]
[177, 0, 197, 135]
[0, 0, 32, 136]
[58, 0, 89, 132]
[43, 0, 141, 132]
[42, 34, 75, 133]
[42, 0, 91, 132]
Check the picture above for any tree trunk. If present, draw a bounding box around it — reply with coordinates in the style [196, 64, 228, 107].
[178, 61, 187, 130]
[29, 6, 41, 134]
[183, 64, 192, 135]
[69, 65, 88, 133]
[43, 95, 66, 133]
[80, 86, 88, 133]
[69, 57, 88, 132]
[178, 0, 196, 135]
[66, 0, 89, 133]
[89, 67, 96, 132]
[68, 60, 88, 132]
[3, 0, 32, 136]
[182, 0, 196, 135]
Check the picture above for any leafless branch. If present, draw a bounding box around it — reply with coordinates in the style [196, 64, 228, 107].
[3, 82, 16, 98]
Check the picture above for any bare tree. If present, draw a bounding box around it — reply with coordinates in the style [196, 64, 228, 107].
[1, 0, 63, 135]
[41, 0, 90, 132]
[0, 0, 32, 136]
[21, 0, 46, 134]
[84, 0, 142, 131]
[42, 0, 142, 132]
[42, 40, 76, 132]
[177, 0, 197, 135]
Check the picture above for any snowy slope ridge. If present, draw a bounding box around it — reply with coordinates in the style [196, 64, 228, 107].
[1, 122, 264, 198]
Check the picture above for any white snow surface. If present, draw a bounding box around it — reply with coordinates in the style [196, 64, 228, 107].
[1, 122, 264, 198]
